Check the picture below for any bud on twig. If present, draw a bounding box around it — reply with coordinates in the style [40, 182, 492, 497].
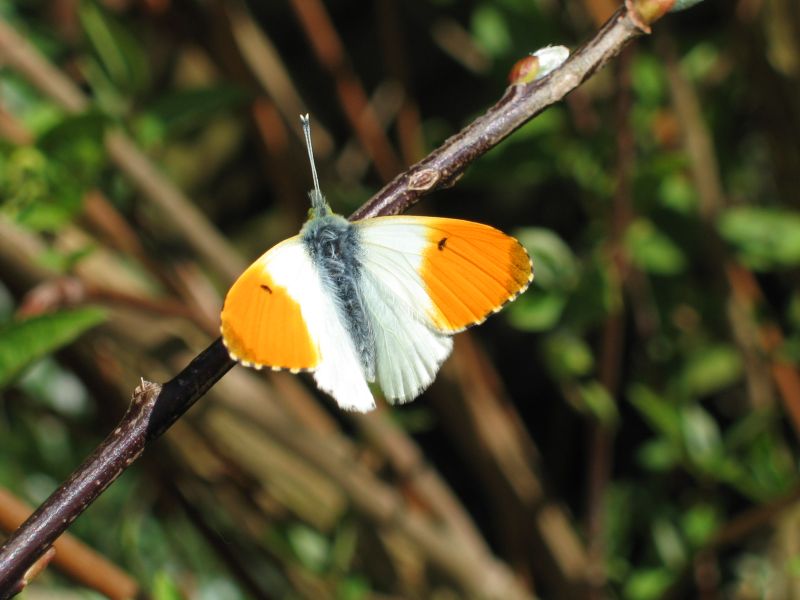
[509, 45, 570, 85]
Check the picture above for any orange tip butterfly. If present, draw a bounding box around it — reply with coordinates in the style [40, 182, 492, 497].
[220, 115, 533, 412]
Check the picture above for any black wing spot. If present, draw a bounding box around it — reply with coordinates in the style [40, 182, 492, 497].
[437, 237, 448, 251]
[260, 284, 273, 294]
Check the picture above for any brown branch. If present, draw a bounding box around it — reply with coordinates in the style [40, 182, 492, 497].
[350, 7, 644, 220]
[289, 0, 404, 180]
[0, 489, 139, 600]
[586, 43, 636, 598]
[439, 334, 592, 598]
[0, 3, 667, 596]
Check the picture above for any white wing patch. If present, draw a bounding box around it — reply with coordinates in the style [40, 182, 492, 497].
[359, 273, 452, 403]
[355, 219, 435, 320]
[267, 241, 375, 412]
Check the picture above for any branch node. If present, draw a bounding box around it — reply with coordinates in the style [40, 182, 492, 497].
[22, 547, 56, 590]
[407, 169, 441, 191]
[133, 379, 160, 405]
[626, 0, 676, 33]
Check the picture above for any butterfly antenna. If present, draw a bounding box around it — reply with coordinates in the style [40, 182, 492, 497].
[300, 114, 327, 216]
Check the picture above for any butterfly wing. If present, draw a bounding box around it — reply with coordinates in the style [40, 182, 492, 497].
[221, 236, 375, 411]
[355, 216, 532, 402]
[358, 272, 453, 402]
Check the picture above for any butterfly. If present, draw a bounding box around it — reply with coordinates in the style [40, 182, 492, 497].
[220, 115, 533, 412]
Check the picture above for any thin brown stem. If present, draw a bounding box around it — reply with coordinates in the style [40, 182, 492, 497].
[586, 44, 635, 599]
[0, 489, 140, 600]
[350, 7, 645, 220]
[289, 0, 404, 181]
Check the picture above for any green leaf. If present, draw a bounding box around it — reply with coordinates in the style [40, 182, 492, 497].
[680, 503, 719, 548]
[0, 308, 106, 388]
[507, 290, 566, 331]
[652, 518, 686, 569]
[0, 146, 82, 231]
[681, 42, 720, 82]
[542, 332, 594, 379]
[637, 438, 679, 472]
[631, 54, 666, 105]
[624, 567, 674, 600]
[578, 380, 619, 427]
[142, 86, 248, 138]
[79, 0, 150, 95]
[679, 344, 742, 398]
[336, 577, 369, 600]
[471, 5, 512, 57]
[625, 218, 687, 275]
[561, 255, 619, 331]
[287, 524, 330, 573]
[658, 174, 697, 214]
[628, 384, 681, 442]
[718, 207, 800, 270]
[514, 227, 579, 291]
[680, 404, 723, 469]
[507, 228, 577, 331]
[1, 112, 108, 231]
[152, 570, 183, 600]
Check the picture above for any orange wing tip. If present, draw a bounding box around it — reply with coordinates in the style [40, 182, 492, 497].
[423, 228, 534, 332]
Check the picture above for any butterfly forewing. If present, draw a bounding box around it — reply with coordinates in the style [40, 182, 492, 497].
[220, 237, 320, 371]
[356, 216, 533, 334]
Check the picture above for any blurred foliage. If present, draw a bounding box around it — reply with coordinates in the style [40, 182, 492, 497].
[0, 308, 106, 387]
[1, 0, 800, 598]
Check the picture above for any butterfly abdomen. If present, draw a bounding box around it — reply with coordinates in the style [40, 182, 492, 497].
[301, 215, 377, 380]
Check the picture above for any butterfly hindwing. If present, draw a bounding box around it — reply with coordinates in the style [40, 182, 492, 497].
[358, 272, 453, 402]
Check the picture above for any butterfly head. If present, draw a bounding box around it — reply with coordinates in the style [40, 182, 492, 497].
[308, 189, 330, 219]
[301, 114, 332, 220]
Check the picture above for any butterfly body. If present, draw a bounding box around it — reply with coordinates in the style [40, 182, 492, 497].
[220, 116, 532, 412]
[300, 212, 376, 382]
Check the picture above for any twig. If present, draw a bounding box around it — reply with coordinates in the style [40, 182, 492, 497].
[0, 489, 139, 600]
[0, 3, 669, 596]
[350, 6, 644, 220]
